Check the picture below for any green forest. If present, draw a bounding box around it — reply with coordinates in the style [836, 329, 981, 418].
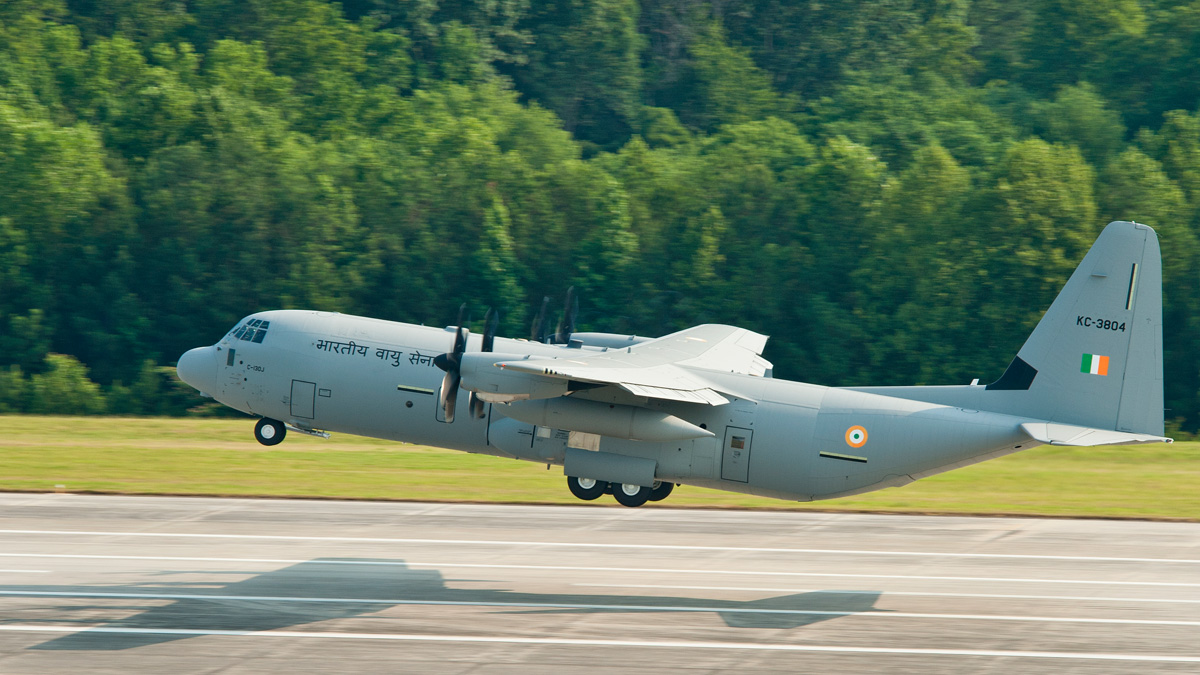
[2, 0, 1200, 430]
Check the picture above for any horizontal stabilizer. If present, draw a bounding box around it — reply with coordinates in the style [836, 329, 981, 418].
[1019, 422, 1172, 447]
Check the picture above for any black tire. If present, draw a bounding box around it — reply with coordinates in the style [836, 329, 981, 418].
[613, 483, 651, 507]
[567, 476, 606, 501]
[254, 418, 286, 446]
[648, 481, 674, 502]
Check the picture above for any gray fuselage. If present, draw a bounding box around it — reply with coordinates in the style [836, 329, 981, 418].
[185, 309, 1036, 502]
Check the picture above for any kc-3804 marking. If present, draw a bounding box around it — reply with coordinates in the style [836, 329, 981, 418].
[178, 221, 1171, 507]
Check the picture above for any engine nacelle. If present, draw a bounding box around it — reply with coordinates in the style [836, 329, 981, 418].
[499, 397, 713, 442]
[458, 352, 569, 402]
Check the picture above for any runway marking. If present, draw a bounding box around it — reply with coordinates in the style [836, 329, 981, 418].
[2, 553, 1198, 588]
[3, 529, 1199, 565]
[3, 590, 1200, 627]
[575, 583, 1200, 605]
[2, 624, 1200, 663]
[0, 570, 49, 574]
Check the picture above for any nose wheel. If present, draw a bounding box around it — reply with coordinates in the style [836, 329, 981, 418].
[254, 418, 287, 446]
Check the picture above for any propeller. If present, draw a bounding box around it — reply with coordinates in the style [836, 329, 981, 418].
[552, 286, 578, 345]
[433, 304, 469, 423]
[530, 296, 550, 343]
[434, 305, 501, 422]
[468, 307, 499, 419]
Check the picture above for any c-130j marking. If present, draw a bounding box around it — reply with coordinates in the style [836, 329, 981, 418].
[178, 221, 1171, 507]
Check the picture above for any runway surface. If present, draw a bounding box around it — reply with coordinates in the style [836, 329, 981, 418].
[1, 494, 1199, 674]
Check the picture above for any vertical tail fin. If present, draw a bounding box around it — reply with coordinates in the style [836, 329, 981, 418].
[987, 221, 1164, 434]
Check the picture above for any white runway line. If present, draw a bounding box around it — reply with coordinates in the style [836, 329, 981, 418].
[1, 552, 1198, 588]
[3, 590, 1200, 627]
[575, 582, 1200, 605]
[3, 528, 1199, 565]
[2, 624, 1200, 663]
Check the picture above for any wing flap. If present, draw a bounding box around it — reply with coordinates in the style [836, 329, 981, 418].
[621, 383, 729, 405]
[1019, 422, 1172, 446]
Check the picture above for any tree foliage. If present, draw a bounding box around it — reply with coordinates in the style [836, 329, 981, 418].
[3, 0, 1200, 431]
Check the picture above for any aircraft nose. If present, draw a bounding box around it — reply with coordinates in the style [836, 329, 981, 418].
[176, 346, 217, 396]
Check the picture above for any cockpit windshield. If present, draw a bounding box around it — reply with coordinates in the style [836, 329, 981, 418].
[226, 318, 271, 343]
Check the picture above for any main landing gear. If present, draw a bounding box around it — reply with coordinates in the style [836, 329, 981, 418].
[566, 476, 675, 507]
[567, 475, 606, 501]
[254, 418, 287, 446]
[648, 480, 674, 502]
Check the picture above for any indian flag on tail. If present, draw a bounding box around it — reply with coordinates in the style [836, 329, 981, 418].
[1081, 353, 1110, 376]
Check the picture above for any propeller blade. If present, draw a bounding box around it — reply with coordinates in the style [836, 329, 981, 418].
[434, 323, 468, 422]
[531, 296, 549, 342]
[482, 307, 498, 352]
[439, 370, 459, 423]
[554, 286, 577, 344]
[569, 288, 578, 332]
[456, 303, 468, 331]
[452, 323, 467, 357]
[468, 391, 486, 419]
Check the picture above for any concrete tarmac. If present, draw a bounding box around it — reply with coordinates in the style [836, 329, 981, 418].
[1, 493, 1199, 674]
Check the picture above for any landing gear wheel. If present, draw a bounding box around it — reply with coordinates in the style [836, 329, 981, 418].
[567, 476, 606, 501]
[613, 483, 651, 507]
[648, 481, 674, 502]
[254, 418, 287, 446]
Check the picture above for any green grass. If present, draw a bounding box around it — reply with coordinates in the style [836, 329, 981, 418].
[2, 415, 1197, 519]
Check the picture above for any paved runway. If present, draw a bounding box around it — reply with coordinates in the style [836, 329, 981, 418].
[1, 494, 1199, 673]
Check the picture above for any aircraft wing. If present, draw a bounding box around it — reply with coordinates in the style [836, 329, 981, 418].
[497, 324, 772, 405]
[1019, 422, 1173, 447]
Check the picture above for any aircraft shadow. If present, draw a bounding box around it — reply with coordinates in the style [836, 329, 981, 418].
[3, 558, 883, 650]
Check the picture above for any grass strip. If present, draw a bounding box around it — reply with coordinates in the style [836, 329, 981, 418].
[2, 415, 1197, 519]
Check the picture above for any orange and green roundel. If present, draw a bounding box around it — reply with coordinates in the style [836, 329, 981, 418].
[1081, 353, 1109, 376]
[845, 426, 868, 448]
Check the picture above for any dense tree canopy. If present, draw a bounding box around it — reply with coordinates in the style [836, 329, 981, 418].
[2, 0, 1200, 431]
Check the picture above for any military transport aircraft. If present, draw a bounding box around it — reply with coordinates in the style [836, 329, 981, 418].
[177, 221, 1171, 507]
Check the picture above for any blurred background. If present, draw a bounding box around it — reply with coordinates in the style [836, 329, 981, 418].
[1, 0, 1197, 433]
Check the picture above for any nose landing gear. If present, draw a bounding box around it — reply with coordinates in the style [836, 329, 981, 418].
[254, 418, 287, 446]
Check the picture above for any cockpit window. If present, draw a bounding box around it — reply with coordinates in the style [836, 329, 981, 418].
[227, 318, 271, 343]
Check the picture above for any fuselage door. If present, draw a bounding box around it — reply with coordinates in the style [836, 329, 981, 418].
[721, 426, 753, 482]
[291, 380, 316, 419]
